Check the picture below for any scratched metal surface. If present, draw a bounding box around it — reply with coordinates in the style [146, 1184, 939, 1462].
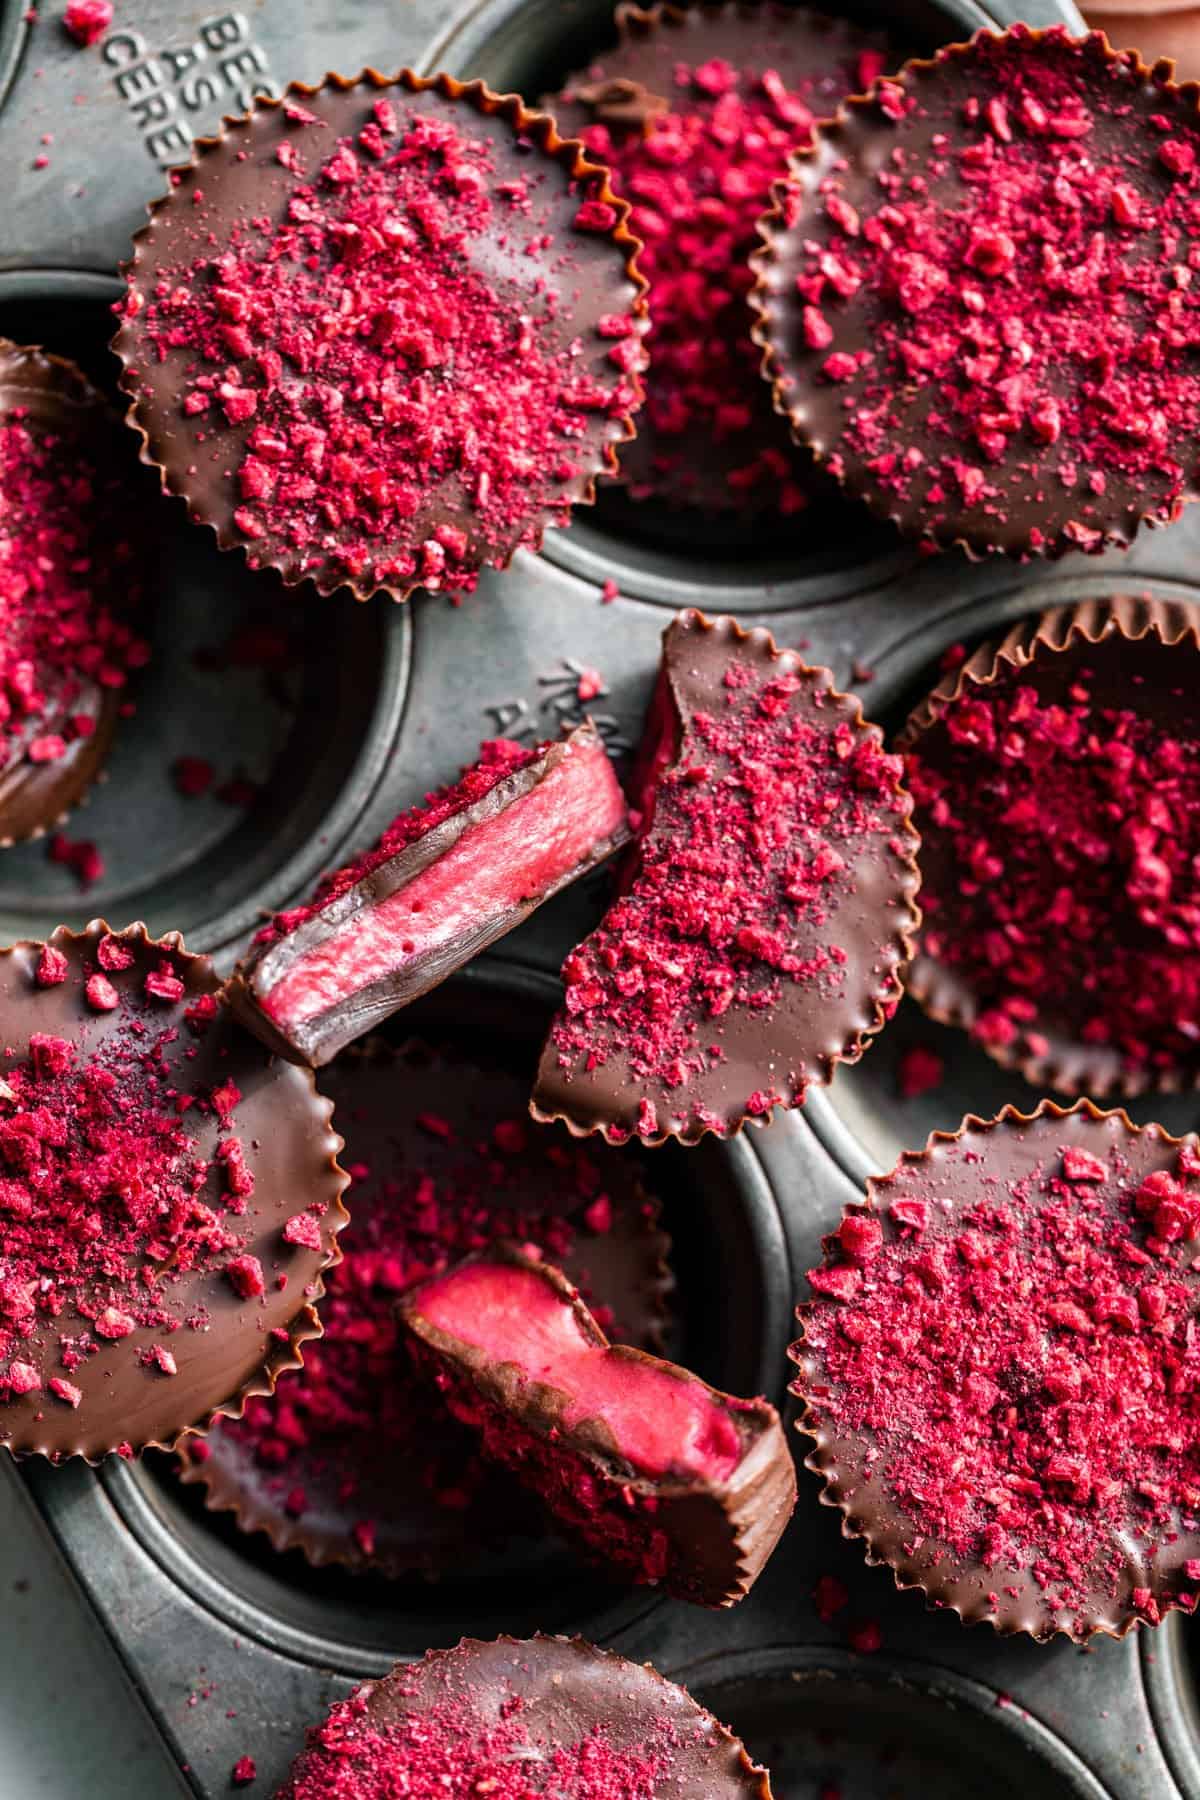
[6, 0, 1200, 1797]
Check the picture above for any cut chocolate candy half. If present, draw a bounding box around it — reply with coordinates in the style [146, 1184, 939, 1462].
[228, 722, 629, 1067]
[400, 1244, 796, 1608]
[533, 609, 920, 1144]
[276, 1635, 774, 1797]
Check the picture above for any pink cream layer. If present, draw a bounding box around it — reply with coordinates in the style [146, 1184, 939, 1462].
[415, 1260, 743, 1483]
[264, 738, 626, 1031]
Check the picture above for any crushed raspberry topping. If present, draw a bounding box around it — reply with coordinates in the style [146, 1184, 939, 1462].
[256, 738, 537, 942]
[543, 629, 913, 1136]
[776, 28, 1200, 550]
[570, 31, 874, 513]
[194, 1050, 666, 1567]
[279, 1684, 676, 1799]
[798, 1123, 1200, 1630]
[62, 0, 113, 47]
[906, 635, 1200, 1081]
[0, 393, 149, 778]
[129, 98, 639, 596]
[0, 945, 262, 1404]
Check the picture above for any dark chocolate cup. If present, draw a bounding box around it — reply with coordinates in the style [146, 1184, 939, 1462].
[0, 920, 348, 1462]
[175, 1028, 675, 1581]
[113, 69, 647, 606]
[0, 339, 139, 848]
[898, 594, 1200, 1098]
[791, 1097, 1200, 1642]
[531, 609, 923, 1148]
[545, 2, 883, 520]
[276, 1635, 775, 1798]
[750, 28, 1200, 560]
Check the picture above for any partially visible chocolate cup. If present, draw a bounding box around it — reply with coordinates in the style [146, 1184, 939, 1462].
[900, 594, 1200, 1098]
[532, 608, 921, 1146]
[751, 27, 1200, 558]
[0, 340, 151, 846]
[1084, 2, 1200, 80]
[791, 1099, 1200, 1641]
[547, 2, 884, 519]
[276, 1635, 775, 1797]
[176, 1032, 673, 1578]
[114, 70, 646, 604]
[0, 921, 347, 1462]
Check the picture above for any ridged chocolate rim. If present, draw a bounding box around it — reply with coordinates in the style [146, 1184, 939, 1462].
[176, 1033, 675, 1579]
[749, 27, 1200, 560]
[531, 608, 923, 1148]
[0, 920, 349, 1463]
[897, 593, 1200, 1097]
[401, 1243, 796, 1608]
[112, 69, 648, 605]
[280, 1635, 775, 1796]
[790, 1095, 1196, 1643]
[0, 340, 129, 848]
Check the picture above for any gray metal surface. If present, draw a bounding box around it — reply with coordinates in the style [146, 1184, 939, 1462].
[11, 0, 1200, 1797]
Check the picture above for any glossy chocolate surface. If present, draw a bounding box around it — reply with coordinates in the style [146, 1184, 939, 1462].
[0, 922, 346, 1460]
[277, 1635, 774, 1798]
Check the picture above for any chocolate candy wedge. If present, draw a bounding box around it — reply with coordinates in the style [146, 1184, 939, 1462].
[533, 610, 920, 1143]
[0, 922, 347, 1462]
[400, 1244, 796, 1608]
[229, 723, 629, 1068]
[277, 1635, 774, 1797]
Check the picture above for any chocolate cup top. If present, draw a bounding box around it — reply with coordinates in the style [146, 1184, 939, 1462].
[548, 2, 882, 515]
[276, 1635, 774, 1798]
[533, 609, 921, 1146]
[0, 342, 139, 846]
[900, 594, 1200, 1098]
[0, 922, 347, 1461]
[177, 1033, 673, 1578]
[114, 71, 646, 604]
[751, 28, 1200, 558]
[792, 1099, 1200, 1641]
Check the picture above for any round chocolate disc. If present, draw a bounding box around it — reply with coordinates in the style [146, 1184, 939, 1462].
[277, 1635, 773, 1797]
[0, 922, 347, 1460]
[114, 72, 645, 603]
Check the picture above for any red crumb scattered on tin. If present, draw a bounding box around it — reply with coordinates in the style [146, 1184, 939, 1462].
[62, 1, 112, 47]
[813, 1572, 850, 1621]
[173, 756, 214, 798]
[231, 1755, 257, 1787]
[896, 1043, 945, 1100]
[847, 1618, 883, 1653]
[47, 832, 104, 890]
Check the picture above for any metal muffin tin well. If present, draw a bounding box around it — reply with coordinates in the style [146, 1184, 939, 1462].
[7, 0, 1200, 1796]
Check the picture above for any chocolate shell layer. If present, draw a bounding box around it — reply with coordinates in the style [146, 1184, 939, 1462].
[0, 922, 346, 1461]
[114, 72, 645, 602]
[276, 1635, 774, 1798]
[900, 595, 1200, 1097]
[0, 341, 150, 845]
[228, 723, 629, 1068]
[549, 3, 882, 516]
[752, 27, 1200, 556]
[401, 1245, 796, 1608]
[178, 1034, 672, 1578]
[533, 610, 920, 1144]
[793, 1101, 1200, 1640]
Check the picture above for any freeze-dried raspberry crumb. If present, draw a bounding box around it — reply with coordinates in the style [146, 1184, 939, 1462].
[282, 1212, 322, 1251]
[896, 1043, 945, 1100]
[797, 1120, 1200, 1633]
[62, 0, 112, 47]
[85, 973, 119, 1012]
[775, 28, 1200, 551]
[0, 372, 148, 795]
[226, 1254, 265, 1299]
[173, 756, 214, 798]
[813, 1572, 849, 1620]
[906, 631, 1200, 1084]
[134, 100, 639, 597]
[47, 833, 104, 890]
[567, 28, 870, 513]
[35, 945, 68, 987]
[848, 1617, 883, 1654]
[230, 1755, 256, 1787]
[48, 1377, 82, 1406]
[255, 739, 537, 943]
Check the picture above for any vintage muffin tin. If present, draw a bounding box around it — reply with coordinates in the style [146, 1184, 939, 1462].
[7, 0, 1200, 1794]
